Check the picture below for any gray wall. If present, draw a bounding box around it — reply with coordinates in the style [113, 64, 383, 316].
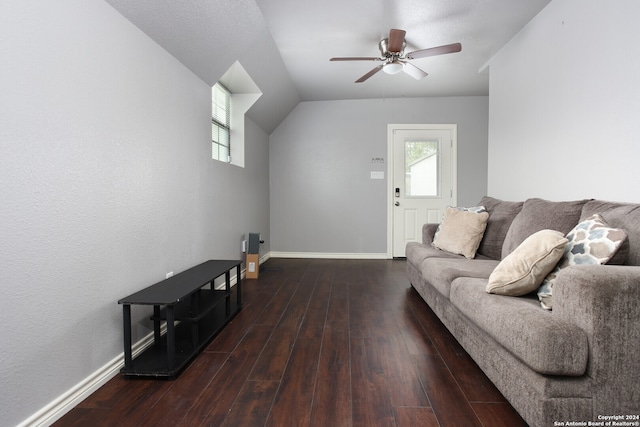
[0, 1, 270, 425]
[269, 96, 489, 255]
[488, 0, 640, 202]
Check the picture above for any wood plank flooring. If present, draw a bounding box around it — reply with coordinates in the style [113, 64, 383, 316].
[54, 258, 528, 427]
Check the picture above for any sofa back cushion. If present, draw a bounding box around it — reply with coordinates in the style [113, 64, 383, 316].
[501, 198, 589, 259]
[581, 200, 640, 266]
[476, 196, 524, 260]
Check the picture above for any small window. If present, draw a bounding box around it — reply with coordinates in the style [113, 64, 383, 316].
[405, 139, 439, 197]
[212, 61, 262, 168]
[212, 83, 231, 163]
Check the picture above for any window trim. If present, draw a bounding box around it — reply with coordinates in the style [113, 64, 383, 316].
[212, 82, 231, 163]
[212, 61, 262, 168]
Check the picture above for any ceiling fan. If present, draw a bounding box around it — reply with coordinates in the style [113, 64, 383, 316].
[330, 29, 462, 83]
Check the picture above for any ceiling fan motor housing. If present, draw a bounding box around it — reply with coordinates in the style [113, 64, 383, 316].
[378, 38, 406, 59]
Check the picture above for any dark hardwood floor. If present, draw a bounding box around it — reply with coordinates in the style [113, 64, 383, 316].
[54, 258, 527, 427]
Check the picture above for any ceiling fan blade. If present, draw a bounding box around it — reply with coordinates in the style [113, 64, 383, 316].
[403, 62, 428, 80]
[388, 29, 406, 52]
[330, 57, 381, 61]
[355, 65, 384, 83]
[406, 42, 462, 60]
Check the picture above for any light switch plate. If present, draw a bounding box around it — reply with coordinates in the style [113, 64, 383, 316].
[370, 171, 384, 179]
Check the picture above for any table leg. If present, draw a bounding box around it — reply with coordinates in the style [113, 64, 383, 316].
[225, 270, 231, 316]
[166, 305, 175, 370]
[190, 292, 199, 347]
[123, 304, 132, 368]
[153, 305, 161, 348]
[236, 264, 242, 308]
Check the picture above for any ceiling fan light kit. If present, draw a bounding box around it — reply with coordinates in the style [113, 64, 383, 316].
[383, 62, 403, 75]
[330, 28, 462, 83]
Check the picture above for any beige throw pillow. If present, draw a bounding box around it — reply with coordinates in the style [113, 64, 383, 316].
[486, 229, 568, 296]
[432, 207, 489, 259]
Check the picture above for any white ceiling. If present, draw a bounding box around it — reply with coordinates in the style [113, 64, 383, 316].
[105, 0, 552, 116]
[257, 0, 552, 101]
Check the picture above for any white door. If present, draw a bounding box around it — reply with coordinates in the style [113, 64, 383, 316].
[388, 125, 457, 257]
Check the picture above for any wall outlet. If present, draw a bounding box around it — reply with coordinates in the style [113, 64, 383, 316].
[166, 271, 173, 279]
[242, 240, 247, 253]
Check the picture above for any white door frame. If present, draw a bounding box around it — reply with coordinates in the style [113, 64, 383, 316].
[386, 124, 458, 258]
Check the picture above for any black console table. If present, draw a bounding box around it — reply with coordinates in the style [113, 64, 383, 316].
[118, 260, 242, 378]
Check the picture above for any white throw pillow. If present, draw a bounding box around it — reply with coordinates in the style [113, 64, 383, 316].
[433, 205, 486, 242]
[432, 207, 489, 259]
[486, 229, 568, 296]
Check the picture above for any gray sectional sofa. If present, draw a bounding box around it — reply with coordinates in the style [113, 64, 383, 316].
[406, 197, 640, 427]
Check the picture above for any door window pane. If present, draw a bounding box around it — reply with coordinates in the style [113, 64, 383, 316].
[405, 139, 439, 197]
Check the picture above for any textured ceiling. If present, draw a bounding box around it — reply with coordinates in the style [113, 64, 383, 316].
[105, 0, 552, 129]
[256, 0, 552, 100]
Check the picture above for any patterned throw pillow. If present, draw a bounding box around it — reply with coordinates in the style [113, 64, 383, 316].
[537, 214, 628, 310]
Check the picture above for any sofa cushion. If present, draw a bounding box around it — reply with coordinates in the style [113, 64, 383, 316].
[451, 277, 588, 376]
[432, 207, 489, 259]
[502, 198, 589, 259]
[421, 257, 499, 299]
[537, 214, 628, 310]
[476, 196, 524, 260]
[581, 200, 640, 266]
[406, 242, 466, 268]
[487, 230, 568, 296]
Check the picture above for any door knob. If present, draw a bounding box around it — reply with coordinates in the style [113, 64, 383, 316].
[395, 201, 400, 206]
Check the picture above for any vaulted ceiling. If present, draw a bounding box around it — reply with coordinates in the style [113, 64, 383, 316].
[105, 0, 552, 132]
[257, 0, 551, 100]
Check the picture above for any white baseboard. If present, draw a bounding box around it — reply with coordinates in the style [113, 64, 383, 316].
[18, 323, 165, 427]
[269, 251, 389, 259]
[20, 257, 268, 427]
[256, 252, 271, 264]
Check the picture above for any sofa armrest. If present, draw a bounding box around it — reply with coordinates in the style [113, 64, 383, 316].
[422, 223, 440, 245]
[553, 265, 640, 415]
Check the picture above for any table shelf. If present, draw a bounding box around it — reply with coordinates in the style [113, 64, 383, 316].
[118, 260, 242, 378]
[151, 288, 230, 322]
